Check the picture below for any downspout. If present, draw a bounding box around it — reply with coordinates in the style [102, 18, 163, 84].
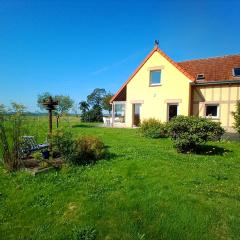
[189, 83, 194, 116]
[111, 103, 115, 127]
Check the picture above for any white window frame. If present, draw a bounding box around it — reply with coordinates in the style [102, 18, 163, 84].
[196, 73, 205, 80]
[232, 67, 240, 77]
[205, 104, 220, 119]
[149, 70, 161, 86]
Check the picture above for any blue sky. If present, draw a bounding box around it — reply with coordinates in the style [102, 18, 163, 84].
[0, 0, 239, 111]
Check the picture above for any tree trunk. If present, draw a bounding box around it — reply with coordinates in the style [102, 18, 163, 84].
[56, 116, 60, 128]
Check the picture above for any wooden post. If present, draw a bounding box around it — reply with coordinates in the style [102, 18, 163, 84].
[49, 109, 53, 135]
[48, 109, 53, 153]
[42, 96, 58, 156]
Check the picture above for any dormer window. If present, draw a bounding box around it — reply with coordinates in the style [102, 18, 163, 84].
[196, 73, 205, 80]
[233, 68, 240, 77]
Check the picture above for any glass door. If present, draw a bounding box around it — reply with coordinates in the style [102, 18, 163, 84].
[168, 104, 178, 121]
[133, 103, 141, 126]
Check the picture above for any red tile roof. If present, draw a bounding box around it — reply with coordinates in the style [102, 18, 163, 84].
[178, 54, 240, 82]
[111, 48, 240, 103]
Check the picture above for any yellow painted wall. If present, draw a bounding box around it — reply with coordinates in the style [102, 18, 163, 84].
[193, 84, 240, 132]
[124, 51, 191, 127]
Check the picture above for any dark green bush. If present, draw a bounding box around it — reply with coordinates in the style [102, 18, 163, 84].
[140, 118, 169, 138]
[71, 136, 106, 165]
[52, 130, 106, 165]
[81, 105, 103, 122]
[168, 116, 225, 153]
[51, 129, 74, 161]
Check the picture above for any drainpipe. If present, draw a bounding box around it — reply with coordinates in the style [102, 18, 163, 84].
[111, 102, 115, 127]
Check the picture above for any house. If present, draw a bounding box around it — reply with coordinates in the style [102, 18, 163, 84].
[110, 43, 240, 132]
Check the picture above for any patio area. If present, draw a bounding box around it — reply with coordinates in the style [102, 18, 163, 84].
[102, 101, 126, 128]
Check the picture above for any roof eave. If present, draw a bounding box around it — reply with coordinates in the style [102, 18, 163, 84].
[192, 80, 240, 86]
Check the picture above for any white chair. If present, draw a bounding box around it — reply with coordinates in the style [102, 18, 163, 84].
[103, 117, 107, 126]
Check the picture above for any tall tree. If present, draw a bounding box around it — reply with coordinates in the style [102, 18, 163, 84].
[79, 101, 89, 114]
[87, 88, 106, 107]
[102, 92, 114, 115]
[79, 101, 89, 122]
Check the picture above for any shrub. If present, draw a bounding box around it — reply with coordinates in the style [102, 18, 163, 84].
[140, 118, 169, 138]
[71, 136, 105, 165]
[232, 100, 240, 134]
[51, 129, 74, 161]
[168, 116, 225, 153]
[0, 103, 27, 171]
[52, 130, 106, 165]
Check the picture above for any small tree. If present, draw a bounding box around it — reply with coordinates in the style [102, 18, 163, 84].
[232, 100, 240, 134]
[54, 95, 74, 128]
[37, 93, 74, 128]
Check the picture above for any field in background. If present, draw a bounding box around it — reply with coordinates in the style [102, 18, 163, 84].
[0, 117, 240, 239]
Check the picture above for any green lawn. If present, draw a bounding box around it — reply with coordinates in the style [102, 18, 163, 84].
[0, 119, 240, 240]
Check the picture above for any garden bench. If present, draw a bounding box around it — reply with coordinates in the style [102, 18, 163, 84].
[20, 136, 49, 157]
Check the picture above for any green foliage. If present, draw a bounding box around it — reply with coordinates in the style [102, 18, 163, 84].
[54, 95, 74, 115]
[81, 105, 103, 122]
[71, 136, 105, 165]
[232, 100, 240, 134]
[37, 92, 52, 110]
[102, 92, 114, 114]
[168, 116, 225, 153]
[37, 92, 74, 127]
[51, 129, 74, 161]
[79, 101, 89, 114]
[52, 129, 106, 165]
[140, 118, 169, 138]
[87, 88, 106, 107]
[32, 151, 43, 161]
[0, 102, 27, 171]
[72, 226, 97, 240]
[80, 88, 113, 122]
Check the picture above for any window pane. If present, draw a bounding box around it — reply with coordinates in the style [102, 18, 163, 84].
[234, 68, 240, 76]
[150, 71, 161, 85]
[115, 104, 125, 117]
[206, 105, 218, 117]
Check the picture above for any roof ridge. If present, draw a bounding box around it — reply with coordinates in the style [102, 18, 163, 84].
[178, 53, 240, 63]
